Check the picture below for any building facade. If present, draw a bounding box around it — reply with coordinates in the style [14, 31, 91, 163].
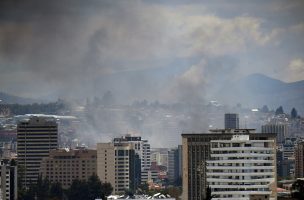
[262, 124, 287, 144]
[0, 160, 17, 200]
[97, 142, 141, 194]
[206, 134, 276, 200]
[276, 149, 293, 178]
[17, 116, 58, 186]
[225, 114, 239, 129]
[141, 169, 159, 184]
[113, 135, 151, 171]
[167, 148, 181, 183]
[39, 148, 97, 188]
[295, 141, 304, 178]
[182, 129, 277, 200]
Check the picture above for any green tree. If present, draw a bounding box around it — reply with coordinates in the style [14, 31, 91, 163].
[36, 176, 50, 200]
[291, 108, 298, 119]
[138, 183, 149, 194]
[124, 189, 134, 198]
[292, 179, 304, 199]
[49, 182, 63, 200]
[68, 179, 89, 200]
[167, 187, 182, 200]
[23, 182, 37, 200]
[275, 106, 284, 115]
[88, 174, 103, 200]
[101, 182, 113, 199]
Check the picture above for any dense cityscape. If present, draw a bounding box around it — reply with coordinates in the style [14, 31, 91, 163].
[1, 100, 304, 199]
[1, 0, 304, 200]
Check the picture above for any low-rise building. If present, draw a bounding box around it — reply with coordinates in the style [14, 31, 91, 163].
[39, 147, 97, 189]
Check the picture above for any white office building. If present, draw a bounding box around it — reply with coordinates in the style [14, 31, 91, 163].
[113, 135, 151, 170]
[206, 135, 277, 200]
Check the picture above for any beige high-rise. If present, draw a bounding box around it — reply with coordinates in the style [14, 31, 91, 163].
[97, 142, 137, 194]
[97, 143, 116, 190]
[39, 148, 97, 189]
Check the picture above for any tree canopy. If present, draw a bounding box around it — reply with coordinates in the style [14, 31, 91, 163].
[291, 107, 298, 119]
[18, 174, 113, 200]
[275, 106, 284, 115]
[292, 179, 304, 199]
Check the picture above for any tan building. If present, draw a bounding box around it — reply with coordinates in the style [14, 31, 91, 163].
[97, 143, 116, 190]
[295, 141, 304, 178]
[182, 129, 277, 200]
[97, 142, 140, 194]
[39, 147, 97, 189]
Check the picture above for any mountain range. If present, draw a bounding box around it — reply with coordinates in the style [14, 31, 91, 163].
[1, 73, 304, 115]
[0, 92, 38, 104]
[217, 73, 304, 115]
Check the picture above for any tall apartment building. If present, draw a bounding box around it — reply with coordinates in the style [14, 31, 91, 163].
[39, 147, 97, 188]
[295, 141, 304, 178]
[17, 116, 58, 186]
[182, 129, 277, 200]
[97, 143, 141, 194]
[167, 147, 181, 183]
[113, 135, 151, 170]
[207, 134, 276, 200]
[277, 149, 293, 178]
[225, 113, 239, 129]
[262, 124, 287, 144]
[0, 160, 17, 200]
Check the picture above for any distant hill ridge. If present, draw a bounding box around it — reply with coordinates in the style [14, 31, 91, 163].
[0, 92, 37, 104]
[217, 73, 304, 115]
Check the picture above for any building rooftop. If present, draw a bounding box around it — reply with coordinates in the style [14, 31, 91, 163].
[106, 194, 175, 199]
[182, 129, 277, 138]
[209, 129, 256, 133]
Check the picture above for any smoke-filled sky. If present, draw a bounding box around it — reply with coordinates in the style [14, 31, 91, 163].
[1, 0, 304, 103]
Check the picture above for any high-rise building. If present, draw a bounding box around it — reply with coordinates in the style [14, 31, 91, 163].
[97, 142, 141, 194]
[262, 124, 287, 144]
[182, 129, 277, 200]
[295, 141, 304, 178]
[39, 147, 97, 189]
[276, 149, 293, 178]
[0, 159, 17, 200]
[167, 147, 181, 183]
[17, 116, 58, 186]
[207, 134, 276, 200]
[225, 113, 239, 129]
[113, 135, 151, 170]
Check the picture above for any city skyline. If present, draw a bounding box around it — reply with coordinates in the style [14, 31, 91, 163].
[1, 2, 304, 198]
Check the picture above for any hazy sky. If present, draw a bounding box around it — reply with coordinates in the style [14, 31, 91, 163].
[1, 0, 304, 102]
